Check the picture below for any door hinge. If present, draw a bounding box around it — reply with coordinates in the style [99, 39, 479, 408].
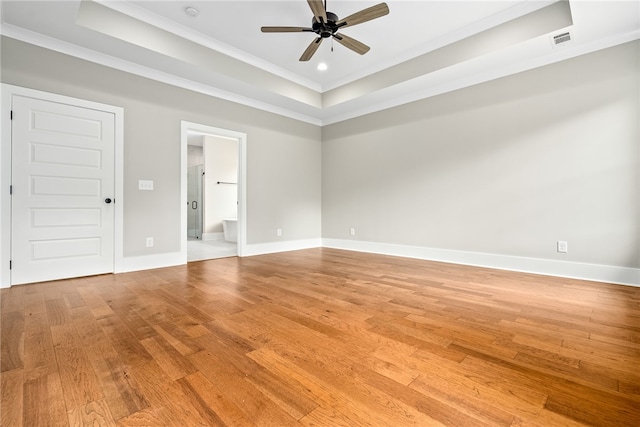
[10, 110, 13, 120]
[9, 260, 12, 270]
[9, 185, 12, 195]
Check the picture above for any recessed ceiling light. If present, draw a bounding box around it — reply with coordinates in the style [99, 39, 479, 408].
[185, 7, 199, 17]
[317, 63, 328, 71]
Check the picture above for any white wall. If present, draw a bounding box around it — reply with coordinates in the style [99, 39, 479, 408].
[322, 41, 639, 283]
[203, 135, 238, 235]
[1, 37, 322, 263]
[187, 144, 203, 167]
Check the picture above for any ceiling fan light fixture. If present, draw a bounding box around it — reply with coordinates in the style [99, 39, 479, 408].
[261, 0, 389, 61]
[317, 62, 328, 71]
[184, 7, 199, 17]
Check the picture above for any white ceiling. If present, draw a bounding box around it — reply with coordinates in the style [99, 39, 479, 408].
[126, 0, 523, 89]
[1, 1, 638, 125]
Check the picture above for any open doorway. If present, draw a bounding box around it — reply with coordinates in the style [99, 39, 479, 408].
[181, 121, 247, 262]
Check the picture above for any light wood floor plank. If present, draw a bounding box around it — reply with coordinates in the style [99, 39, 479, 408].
[1, 310, 24, 373]
[67, 398, 116, 426]
[1, 248, 638, 426]
[1, 368, 23, 426]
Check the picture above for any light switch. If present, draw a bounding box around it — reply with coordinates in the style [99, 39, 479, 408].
[138, 180, 154, 191]
[557, 240, 568, 253]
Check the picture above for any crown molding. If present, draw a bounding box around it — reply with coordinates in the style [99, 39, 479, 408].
[321, 0, 561, 92]
[0, 24, 323, 126]
[320, 28, 640, 125]
[2, 15, 638, 127]
[93, 0, 323, 93]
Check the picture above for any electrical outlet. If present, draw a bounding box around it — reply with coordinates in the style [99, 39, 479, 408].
[138, 180, 154, 191]
[557, 240, 568, 253]
[349, 227, 356, 236]
[277, 228, 282, 237]
[146, 237, 154, 247]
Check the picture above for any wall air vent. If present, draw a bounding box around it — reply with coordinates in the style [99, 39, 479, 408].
[551, 31, 572, 47]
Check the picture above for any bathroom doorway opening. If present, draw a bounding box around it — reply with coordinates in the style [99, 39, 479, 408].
[181, 121, 246, 262]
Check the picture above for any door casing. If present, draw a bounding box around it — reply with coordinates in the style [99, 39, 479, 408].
[180, 121, 247, 260]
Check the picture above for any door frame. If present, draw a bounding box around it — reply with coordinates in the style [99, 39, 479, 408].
[1, 84, 124, 288]
[180, 121, 247, 258]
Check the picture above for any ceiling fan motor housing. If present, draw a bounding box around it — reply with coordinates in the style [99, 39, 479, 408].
[312, 11, 340, 38]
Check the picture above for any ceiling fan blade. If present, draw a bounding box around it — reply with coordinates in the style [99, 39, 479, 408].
[333, 33, 370, 55]
[335, 3, 389, 29]
[307, 0, 328, 23]
[261, 26, 313, 33]
[300, 37, 323, 61]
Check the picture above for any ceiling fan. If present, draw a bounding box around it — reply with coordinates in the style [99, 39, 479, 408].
[261, 0, 390, 61]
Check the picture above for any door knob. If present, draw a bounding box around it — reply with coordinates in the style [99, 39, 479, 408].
[105, 198, 112, 204]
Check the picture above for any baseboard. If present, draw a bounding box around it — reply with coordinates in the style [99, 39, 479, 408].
[322, 239, 640, 287]
[106, 239, 640, 288]
[118, 251, 186, 273]
[244, 238, 322, 257]
[114, 240, 321, 274]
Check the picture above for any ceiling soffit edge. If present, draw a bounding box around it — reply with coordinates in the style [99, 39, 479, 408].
[323, 1, 573, 108]
[76, 0, 573, 113]
[76, 0, 322, 109]
[2, 1, 638, 126]
[94, 0, 323, 92]
[0, 27, 324, 125]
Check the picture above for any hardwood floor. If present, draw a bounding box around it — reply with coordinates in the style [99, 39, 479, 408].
[1, 248, 639, 426]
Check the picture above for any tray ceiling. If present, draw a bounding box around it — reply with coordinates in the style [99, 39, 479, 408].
[1, 1, 638, 125]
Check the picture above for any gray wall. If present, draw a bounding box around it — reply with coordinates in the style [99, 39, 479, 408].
[322, 41, 639, 269]
[3, 36, 638, 273]
[1, 37, 322, 257]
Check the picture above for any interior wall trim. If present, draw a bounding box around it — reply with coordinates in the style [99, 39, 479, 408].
[0, 28, 322, 126]
[118, 238, 640, 287]
[244, 239, 323, 257]
[322, 239, 640, 288]
[3, 23, 638, 127]
[119, 251, 184, 274]
[180, 121, 248, 259]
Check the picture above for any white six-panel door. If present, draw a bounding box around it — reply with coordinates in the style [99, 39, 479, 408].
[11, 95, 115, 285]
